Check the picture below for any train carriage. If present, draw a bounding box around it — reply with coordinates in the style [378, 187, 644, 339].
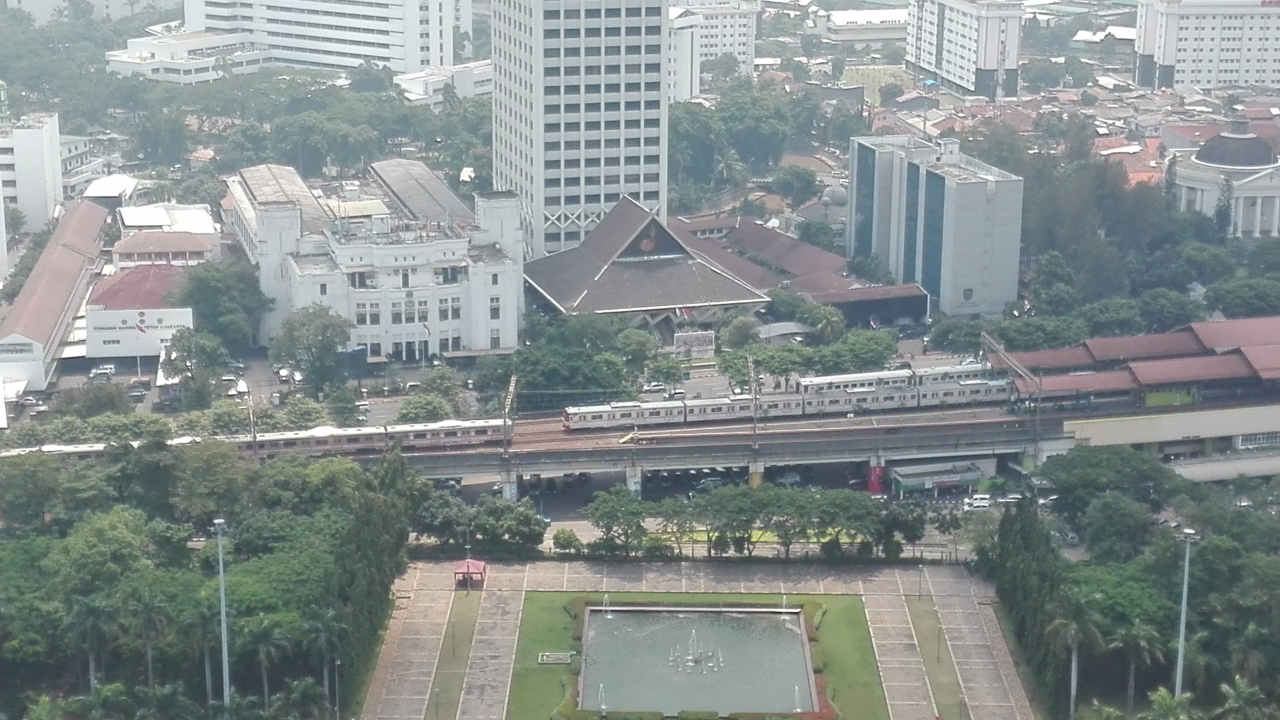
[797, 369, 913, 395]
[388, 418, 508, 450]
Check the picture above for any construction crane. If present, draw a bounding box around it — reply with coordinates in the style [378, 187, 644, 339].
[981, 331, 1042, 460]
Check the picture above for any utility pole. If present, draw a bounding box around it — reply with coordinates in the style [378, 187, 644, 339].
[501, 375, 518, 501]
[981, 331, 1042, 462]
[747, 355, 759, 449]
[213, 519, 231, 718]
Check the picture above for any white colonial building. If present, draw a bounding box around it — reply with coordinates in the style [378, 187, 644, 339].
[86, 265, 195, 360]
[1170, 119, 1280, 239]
[393, 60, 494, 109]
[224, 161, 523, 361]
[106, 29, 270, 84]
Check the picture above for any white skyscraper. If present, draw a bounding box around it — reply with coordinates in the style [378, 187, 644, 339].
[0, 112, 64, 228]
[182, 0, 459, 72]
[905, 0, 1020, 101]
[1136, 0, 1280, 89]
[492, 0, 670, 258]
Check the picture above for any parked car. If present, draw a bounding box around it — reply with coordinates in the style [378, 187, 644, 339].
[963, 494, 992, 506]
[963, 500, 991, 512]
[20, 396, 38, 407]
[643, 381, 664, 394]
[90, 364, 116, 378]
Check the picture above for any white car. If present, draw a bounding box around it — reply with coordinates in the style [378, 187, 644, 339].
[964, 494, 992, 505]
[643, 382, 664, 394]
[964, 500, 991, 512]
[997, 494, 1024, 505]
[20, 396, 38, 407]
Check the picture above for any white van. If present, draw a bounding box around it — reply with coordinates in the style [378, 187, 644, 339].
[964, 494, 992, 505]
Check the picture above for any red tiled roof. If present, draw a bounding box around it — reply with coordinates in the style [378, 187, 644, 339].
[788, 270, 927, 304]
[722, 222, 846, 278]
[677, 231, 783, 291]
[1188, 317, 1280, 351]
[1240, 345, 1280, 380]
[1083, 331, 1205, 362]
[89, 265, 187, 311]
[0, 201, 107, 348]
[1128, 354, 1256, 385]
[991, 346, 1095, 371]
[1014, 370, 1137, 396]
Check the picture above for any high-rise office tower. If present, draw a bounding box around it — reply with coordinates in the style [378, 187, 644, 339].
[905, 0, 1020, 101]
[492, 0, 670, 258]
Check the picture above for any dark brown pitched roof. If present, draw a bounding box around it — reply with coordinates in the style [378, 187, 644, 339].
[524, 198, 768, 313]
[113, 231, 216, 254]
[722, 221, 847, 277]
[991, 346, 1096, 371]
[1014, 370, 1138, 397]
[1189, 317, 1280, 351]
[1128, 354, 1256, 385]
[1083, 332, 1206, 362]
[1241, 345, 1280, 380]
[0, 201, 107, 348]
[674, 230, 783, 291]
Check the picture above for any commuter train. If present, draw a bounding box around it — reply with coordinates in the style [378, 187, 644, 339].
[562, 363, 1011, 431]
[0, 418, 509, 463]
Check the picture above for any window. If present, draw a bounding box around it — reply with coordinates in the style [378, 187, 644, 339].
[319, 283, 327, 296]
[439, 337, 449, 355]
[369, 303, 380, 325]
[439, 299, 449, 322]
[103, 339, 121, 346]
[356, 303, 368, 325]
[451, 298, 461, 320]
[451, 336, 462, 352]
[405, 302, 416, 324]
[491, 273, 499, 286]
[370, 343, 382, 357]
[490, 329, 502, 349]
[391, 301, 403, 324]
[401, 271, 410, 288]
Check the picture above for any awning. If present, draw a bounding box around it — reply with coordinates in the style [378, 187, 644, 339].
[59, 344, 88, 359]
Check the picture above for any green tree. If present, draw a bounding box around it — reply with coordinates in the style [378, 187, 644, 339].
[1073, 298, 1144, 337]
[64, 595, 118, 691]
[1046, 591, 1105, 720]
[1084, 493, 1153, 563]
[771, 165, 821, 208]
[397, 393, 453, 424]
[617, 329, 658, 372]
[1141, 687, 1197, 720]
[767, 289, 809, 321]
[175, 259, 273, 352]
[720, 316, 758, 350]
[415, 367, 467, 415]
[1139, 289, 1203, 332]
[54, 384, 130, 419]
[4, 205, 27, 235]
[269, 305, 354, 397]
[796, 219, 841, 253]
[1108, 621, 1164, 714]
[301, 608, 343, 716]
[163, 328, 230, 378]
[704, 52, 739, 82]
[646, 355, 685, 389]
[325, 386, 362, 427]
[801, 304, 846, 345]
[878, 82, 904, 105]
[1204, 277, 1280, 319]
[1039, 446, 1183, 528]
[126, 588, 171, 694]
[349, 60, 393, 93]
[179, 597, 221, 706]
[583, 485, 650, 556]
[551, 528, 584, 555]
[238, 615, 291, 711]
[1215, 676, 1268, 720]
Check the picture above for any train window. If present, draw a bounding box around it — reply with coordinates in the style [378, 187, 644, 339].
[711, 407, 723, 412]
[476, 429, 489, 435]
[856, 398, 867, 403]
[971, 389, 982, 395]
[591, 414, 603, 420]
[314, 440, 329, 446]
[766, 403, 777, 409]
[884, 395, 894, 401]
[347, 437, 362, 443]
[619, 413, 632, 418]
[648, 411, 661, 417]
[413, 433, 427, 440]
[943, 392, 954, 397]
[283, 441, 297, 447]
[444, 431, 458, 437]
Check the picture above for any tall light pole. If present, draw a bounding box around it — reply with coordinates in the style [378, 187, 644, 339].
[213, 519, 232, 716]
[334, 657, 342, 720]
[1174, 527, 1197, 698]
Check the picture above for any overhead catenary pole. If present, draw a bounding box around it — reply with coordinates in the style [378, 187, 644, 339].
[1174, 528, 1197, 698]
[981, 331, 1041, 462]
[501, 374, 518, 501]
[213, 519, 232, 717]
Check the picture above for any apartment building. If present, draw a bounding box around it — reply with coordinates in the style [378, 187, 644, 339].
[847, 135, 1023, 317]
[0, 112, 64, 228]
[677, 0, 757, 72]
[667, 8, 703, 100]
[224, 161, 523, 359]
[905, 0, 1021, 100]
[491, 0, 670, 257]
[1135, 0, 1280, 89]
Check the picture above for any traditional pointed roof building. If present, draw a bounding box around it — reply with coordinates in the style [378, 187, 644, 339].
[524, 197, 768, 333]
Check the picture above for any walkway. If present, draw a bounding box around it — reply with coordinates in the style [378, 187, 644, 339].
[359, 562, 1033, 720]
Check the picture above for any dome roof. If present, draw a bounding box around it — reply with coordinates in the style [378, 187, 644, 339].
[1194, 118, 1278, 168]
[821, 185, 849, 207]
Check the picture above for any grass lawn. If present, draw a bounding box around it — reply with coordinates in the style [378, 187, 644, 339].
[905, 597, 967, 720]
[505, 592, 890, 720]
[424, 590, 482, 720]
[841, 65, 913, 106]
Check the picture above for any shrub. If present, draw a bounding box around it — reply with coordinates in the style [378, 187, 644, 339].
[809, 642, 826, 673]
[553, 528, 584, 555]
[676, 712, 721, 720]
[642, 535, 675, 558]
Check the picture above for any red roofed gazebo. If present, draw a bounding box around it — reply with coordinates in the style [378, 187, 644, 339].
[453, 559, 486, 588]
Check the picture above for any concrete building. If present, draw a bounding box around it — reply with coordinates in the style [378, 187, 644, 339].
[224, 161, 523, 360]
[491, 0, 670, 258]
[178, 0, 460, 74]
[0, 112, 64, 228]
[676, 0, 757, 72]
[1169, 119, 1280, 239]
[85, 265, 194, 361]
[905, 0, 1021, 100]
[1135, 0, 1280, 89]
[61, 135, 109, 198]
[393, 60, 494, 109]
[112, 230, 221, 268]
[6, 0, 181, 25]
[667, 8, 703, 101]
[847, 135, 1023, 317]
[0, 201, 107, 393]
[106, 30, 270, 84]
[806, 9, 909, 46]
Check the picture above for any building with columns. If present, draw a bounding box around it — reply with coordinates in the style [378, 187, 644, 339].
[1170, 119, 1280, 240]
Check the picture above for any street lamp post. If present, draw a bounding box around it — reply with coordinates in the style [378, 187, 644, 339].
[1174, 527, 1197, 698]
[335, 657, 342, 720]
[213, 519, 232, 716]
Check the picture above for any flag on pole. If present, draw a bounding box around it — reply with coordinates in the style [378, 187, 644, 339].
[422, 323, 431, 337]
[136, 323, 147, 334]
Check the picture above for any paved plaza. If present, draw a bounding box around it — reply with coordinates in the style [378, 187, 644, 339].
[359, 562, 1033, 720]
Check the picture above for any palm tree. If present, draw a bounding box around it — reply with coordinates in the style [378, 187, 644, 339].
[1169, 631, 1214, 695]
[23, 696, 66, 720]
[1141, 687, 1197, 720]
[239, 616, 291, 713]
[301, 609, 343, 717]
[180, 597, 221, 706]
[1046, 592, 1105, 720]
[1214, 676, 1266, 720]
[65, 682, 133, 720]
[1227, 622, 1268, 685]
[128, 590, 171, 694]
[1091, 700, 1128, 720]
[65, 596, 118, 690]
[132, 682, 200, 720]
[271, 678, 328, 720]
[1109, 620, 1165, 714]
